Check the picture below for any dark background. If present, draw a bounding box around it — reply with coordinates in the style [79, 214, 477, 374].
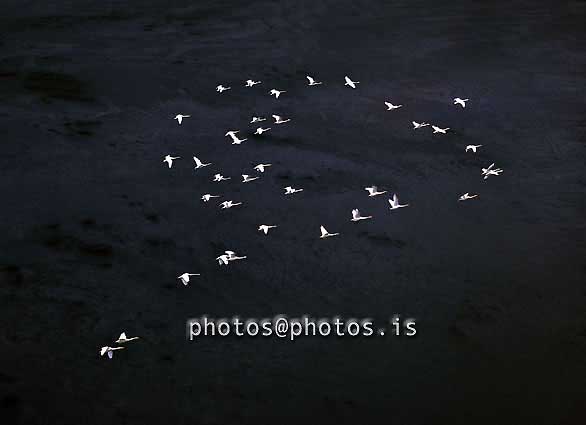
[1, 1, 585, 424]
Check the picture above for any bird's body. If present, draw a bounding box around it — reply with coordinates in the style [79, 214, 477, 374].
[258, 225, 277, 234]
[174, 114, 190, 124]
[245, 79, 261, 87]
[116, 332, 140, 344]
[412, 121, 430, 129]
[481, 163, 503, 179]
[250, 116, 266, 123]
[178, 272, 200, 285]
[454, 97, 469, 108]
[225, 250, 247, 261]
[388, 194, 409, 210]
[272, 115, 291, 124]
[385, 102, 402, 110]
[163, 155, 180, 168]
[365, 186, 387, 197]
[459, 193, 478, 201]
[269, 89, 285, 98]
[484, 170, 503, 179]
[213, 174, 230, 182]
[201, 194, 220, 202]
[231, 136, 247, 144]
[219, 250, 246, 263]
[351, 209, 372, 221]
[216, 85, 230, 92]
[344, 76, 359, 88]
[254, 163, 272, 173]
[225, 130, 247, 144]
[432, 126, 450, 134]
[320, 225, 339, 238]
[242, 174, 259, 183]
[306, 75, 322, 86]
[466, 144, 482, 153]
[254, 127, 271, 135]
[220, 200, 242, 209]
[100, 346, 124, 359]
[482, 163, 495, 174]
[284, 186, 303, 195]
[193, 156, 211, 169]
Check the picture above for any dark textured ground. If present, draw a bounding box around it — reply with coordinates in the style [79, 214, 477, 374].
[1, 1, 585, 424]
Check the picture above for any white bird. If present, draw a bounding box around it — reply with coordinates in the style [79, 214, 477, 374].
[459, 193, 478, 201]
[163, 155, 180, 168]
[306, 75, 322, 86]
[100, 346, 124, 359]
[258, 224, 277, 234]
[213, 174, 230, 182]
[344, 76, 359, 89]
[245, 79, 261, 87]
[254, 127, 271, 135]
[116, 332, 140, 344]
[432, 126, 450, 134]
[454, 97, 469, 108]
[216, 85, 230, 92]
[481, 163, 494, 174]
[486, 169, 503, 178]
[269, 89, 285, 98]
[250, 116, 266, 123]
[225, 130, 240, 138]
[365, 186, 387, 197]
[216, 254, 229, 265]
[220, 200, 242, 209]
[201, 194, 220, 202]
[254, 163, 272, 173]
[193, 156, 211, 169]
[177, 272, 200, 285]
[174, 114, 190, 125]
[320, 225, 339, 238]
[466, 144, 482, 153]
[272, 115, 291, 124]
[412, 121, 430, 129]
[242, 174, 259, 183]
[481, 163, 503, 180]
[225, 250, 247, 261]
[225, 130, 247, 145]
[231, 135, 247, 145]
[351, 209, 372, 221]
[284, 186, 303, 195]
[388, 194, 409, 210]
[384, 102, 402, 110]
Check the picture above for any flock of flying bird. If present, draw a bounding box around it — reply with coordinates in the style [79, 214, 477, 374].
[101, 74, 503, 358]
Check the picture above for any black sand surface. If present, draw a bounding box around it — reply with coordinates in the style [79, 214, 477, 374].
[1, 1, 585, 424]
